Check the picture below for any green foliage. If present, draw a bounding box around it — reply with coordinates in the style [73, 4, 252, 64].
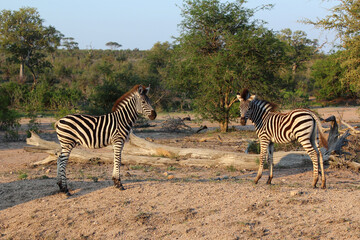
[18, 171, 28, 180]
[0, 7, 63, 83]
[276, 28, 318, 94]
[26, 112, 40, 138]
[226, 165, 237, 172]
[246, 141, 260, 154]
[0, 85, 21, 141]
[311, 52, 348, 100]
[168, 0, 287, 132]
[87, 80, 127, 115]
[305, 0, 360, 96]
[167, 166, 177, 171]
[280, 89, 309, 108]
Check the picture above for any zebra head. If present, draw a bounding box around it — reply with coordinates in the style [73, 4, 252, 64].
[237, 89, 256, 126]
[136, 85, 157, 120]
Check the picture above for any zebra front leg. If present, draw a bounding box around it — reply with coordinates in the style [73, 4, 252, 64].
[57, 150, 71, 196]
[112, 141, 125, 190]
[266, 142, 274, 185]
[255, 143, 269, 184]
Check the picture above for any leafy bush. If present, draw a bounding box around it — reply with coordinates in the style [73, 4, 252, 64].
[87, 80, 126, 115]
[280, 89, 309, 108]
[0, 86, 21, 141]
[311, 52, 352, 100]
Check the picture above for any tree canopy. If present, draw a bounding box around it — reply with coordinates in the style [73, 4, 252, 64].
[0, 7, 63, 85]
[167, 0, 287, 132]
[305, 0, 360, 95]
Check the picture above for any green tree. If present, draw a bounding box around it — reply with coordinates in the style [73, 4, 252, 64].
[61, 37, 79, 51]
[168, 0, 286, 132]
[142, 42, 172, 109]
[106, 41, 122, 50]
[0, 7, 63, 85]
[311, 52, 350, 100]
[305, 0, 360, 95]
[277, 28, 318, 86]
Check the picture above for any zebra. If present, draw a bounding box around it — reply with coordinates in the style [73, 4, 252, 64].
[55, 84, 156, 195]
[237, 89, 328, 188]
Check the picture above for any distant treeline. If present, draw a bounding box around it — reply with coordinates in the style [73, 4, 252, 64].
[1, 1, 359, 134]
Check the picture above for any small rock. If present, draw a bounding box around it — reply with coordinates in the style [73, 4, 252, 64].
[45, 169, 51, 174]
[163, 172, 169, 177]
[290, 190, 303, 197]
[167, 175, 174, 180]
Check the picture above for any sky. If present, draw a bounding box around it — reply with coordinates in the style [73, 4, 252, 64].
[0, 0, 339, 52]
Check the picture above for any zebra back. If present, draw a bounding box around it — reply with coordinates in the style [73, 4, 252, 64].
[56, 84, 156, 149]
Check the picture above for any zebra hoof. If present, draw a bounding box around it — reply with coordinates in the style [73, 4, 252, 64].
[113, 178, 125, 190]
[57, 181, 71, 195]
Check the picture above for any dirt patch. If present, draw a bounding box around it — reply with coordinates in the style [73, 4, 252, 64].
[0, 108, 360, 239]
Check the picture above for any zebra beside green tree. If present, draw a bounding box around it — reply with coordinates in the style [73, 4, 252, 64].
[55, 85, 156, 195]
[237, 89, 328, 189]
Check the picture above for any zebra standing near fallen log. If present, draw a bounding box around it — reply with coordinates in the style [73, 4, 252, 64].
[55, 84, 156, 195]
[237, 89, 328, 188]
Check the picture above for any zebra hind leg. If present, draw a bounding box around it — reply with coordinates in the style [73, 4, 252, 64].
[307, 150, 319, 188]
[320, 152, 326, 189]
[266, 143, 274, 185]
[57, 149, 72, 196]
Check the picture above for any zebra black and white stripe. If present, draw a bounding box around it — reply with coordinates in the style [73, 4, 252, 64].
[237, 89, 327, 188]
[55, 84, 156, 195]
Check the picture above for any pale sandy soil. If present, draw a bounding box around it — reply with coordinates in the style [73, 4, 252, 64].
[0, 107, 359, 240]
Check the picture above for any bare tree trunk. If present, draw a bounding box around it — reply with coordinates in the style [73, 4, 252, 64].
[19, 62, 25, 81]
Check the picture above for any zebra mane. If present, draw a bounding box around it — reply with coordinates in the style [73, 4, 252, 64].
[255, 98, 278, 112]
[240, 88, 250, 100]
[112, 84, 145, 112]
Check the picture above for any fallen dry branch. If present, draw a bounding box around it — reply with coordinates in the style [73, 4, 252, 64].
[25, 115, 352, 170]
[160, 117, 192, 132]
[324, 116, 359, 171]
[340, 120, 360, 134]
[25, 132, 321, 170]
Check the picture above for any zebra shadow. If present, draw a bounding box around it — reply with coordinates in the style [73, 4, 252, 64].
[0, 178, 113, 210]
[274, 153, 313, 169]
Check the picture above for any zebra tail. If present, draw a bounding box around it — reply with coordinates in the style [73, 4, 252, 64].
[54, 119, 60, 130]
[309, 111, 328, 149]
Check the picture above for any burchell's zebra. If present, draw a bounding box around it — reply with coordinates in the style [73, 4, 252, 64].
[55, 84, 156, 195]
[237, 89, 328, 188]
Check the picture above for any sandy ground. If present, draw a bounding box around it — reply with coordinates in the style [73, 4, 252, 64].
[0, 107, 359, 240]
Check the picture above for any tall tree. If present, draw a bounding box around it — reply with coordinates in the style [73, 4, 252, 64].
[277, 28, 317, 83]
[168, 0, 286, 132]
[62, 37, 79, 51]
[0, 7, 63, 85]
[305, 0, 360, 95]
[106, 41, 122, 50]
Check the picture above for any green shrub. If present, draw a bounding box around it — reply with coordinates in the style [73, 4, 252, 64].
[0, 86, 21, 141]
[246, 141, 260, 154]
[87, 80, 126, 115]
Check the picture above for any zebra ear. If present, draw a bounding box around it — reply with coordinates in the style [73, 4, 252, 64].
[236, 93, 243, 101]
[248, 95, 256, 101]
[146, 85, 150, 94]
[138, 85, 144, 95]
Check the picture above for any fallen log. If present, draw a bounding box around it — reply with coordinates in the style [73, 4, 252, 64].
[25, 132, 318, 170]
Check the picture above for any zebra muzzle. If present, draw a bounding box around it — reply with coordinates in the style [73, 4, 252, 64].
[240, 117, 247, 126]
[148, 110, 157, 120]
